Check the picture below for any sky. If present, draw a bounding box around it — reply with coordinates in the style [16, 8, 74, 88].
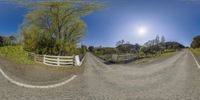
[0, 0, 200, 47]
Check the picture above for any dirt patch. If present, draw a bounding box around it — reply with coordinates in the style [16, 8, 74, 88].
[0, 57, 84, 85]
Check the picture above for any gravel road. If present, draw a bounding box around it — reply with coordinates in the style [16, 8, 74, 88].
[0, 50, 200, 100]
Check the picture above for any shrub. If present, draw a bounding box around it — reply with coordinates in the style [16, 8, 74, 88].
[0, 46, 33, 64]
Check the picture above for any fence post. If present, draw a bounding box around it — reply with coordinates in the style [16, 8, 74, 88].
[73, 55, 76, 66]
[74, 55, 80, 66]
[43, 55, 46, 64]
[34, 53, 36, 62]
[57, 57, 60, 66]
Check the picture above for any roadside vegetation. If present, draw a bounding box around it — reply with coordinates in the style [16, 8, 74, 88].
[0, 35, 17, 46]
[90, 35, 185, 63]
[191, 48, 200, 55]
[191, 36, 200, 56]
[0, 46, 33, 64]
[0, 1, 102, 64]
[0, 35, 33, 64]
[20, 1, 102, 56]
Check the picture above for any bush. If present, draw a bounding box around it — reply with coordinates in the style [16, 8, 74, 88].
[0, 46, 33, 64]
[191, 36, 200, 48]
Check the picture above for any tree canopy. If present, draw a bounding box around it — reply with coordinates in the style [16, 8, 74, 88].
[191, 36, 200, 48]
[116, 43, 141, 54]
[0, 35, 16, 47]
[20, 0, 102, 55]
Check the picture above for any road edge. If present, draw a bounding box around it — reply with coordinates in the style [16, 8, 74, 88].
[0, 66, 77, 89]
[190, 51, 200, 69]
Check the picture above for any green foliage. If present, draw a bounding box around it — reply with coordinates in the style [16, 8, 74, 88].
[191, 36, 200, 48]
[160, 51, 176, 57]
[92, 47, 118, 55]
[191, 48, 200, 55]
[115, 36, 184, 57]
[116, 40, 125, 47]
[81, 45, 87, 54]
[20, 1, 102, 55]
[140, 35, 184, 56]
[139, 42, 184, 57]
[116, 43, 140, 54]
[144, 35, 164, 47]
[163, 42, 185, 50]
[0, 35, 17, 46]
[92, 36, 184, 61]
[139, 46, 149, 56]
[0, 46, 33, 64]
[88, 46, 95, 52]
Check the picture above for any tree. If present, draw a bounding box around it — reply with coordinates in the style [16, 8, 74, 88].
[9, 36, 16, 45]
[116, 40, 125, 47]
[20, 1, 102, 55]
[191, 36, 200, 48]
[0, 35, 16, 46]
[161, 36, 165, 43]
[143, 35, 184, 55]
[144, 35, 164, 47]
[88, 46, 95, 52]
[139, 46, 149, 56]
[116, 43, 141, 54]
[155, 35, 160, 45]
[0, 36, 3, 46]
[163, 42, 184, 50]
[144, 40, 154, 47]
[81, 45, 87, 54]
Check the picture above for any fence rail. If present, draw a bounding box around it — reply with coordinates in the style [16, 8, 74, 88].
[43, 55, 75, 66]
[28, 53, 83, 67]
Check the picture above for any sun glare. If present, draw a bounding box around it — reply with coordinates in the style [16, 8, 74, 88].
[137, 26, 147, 36]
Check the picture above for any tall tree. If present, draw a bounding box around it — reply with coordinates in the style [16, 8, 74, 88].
[155, 35, 160, 45]
[116, 40, 125, 47]
[161, 36, 165, 43]
[88, 46, 94, 52]
[81, 45, 87, 54]
[9, 36, 16, 45]
[20, 1, 102, 55]
[191, 36, 200, 48]
[0, 35, 16, 46]
[0, 36, 3, 46]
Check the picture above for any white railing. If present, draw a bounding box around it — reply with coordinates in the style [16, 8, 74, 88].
[43, 55, 75, 66]
[28, 53, 84, 67]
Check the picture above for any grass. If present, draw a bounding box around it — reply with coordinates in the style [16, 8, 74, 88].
[97, 51, 177, 64]
[0, 46, 33, 64]
[159, 51, 177, 57]
[191, 48, 200, 55]
[133, 51, 177, 64]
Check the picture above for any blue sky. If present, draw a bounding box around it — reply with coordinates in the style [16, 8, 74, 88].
[0, 0, 200, 47]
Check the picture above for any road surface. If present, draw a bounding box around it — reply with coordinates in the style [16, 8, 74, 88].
[0, 50, 200, 100]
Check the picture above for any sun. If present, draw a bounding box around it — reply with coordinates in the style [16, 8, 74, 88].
[137, 26, 147, 36]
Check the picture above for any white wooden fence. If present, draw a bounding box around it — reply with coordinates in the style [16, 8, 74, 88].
[28, 53, 83, 67]
[43, 55, 74, 66]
